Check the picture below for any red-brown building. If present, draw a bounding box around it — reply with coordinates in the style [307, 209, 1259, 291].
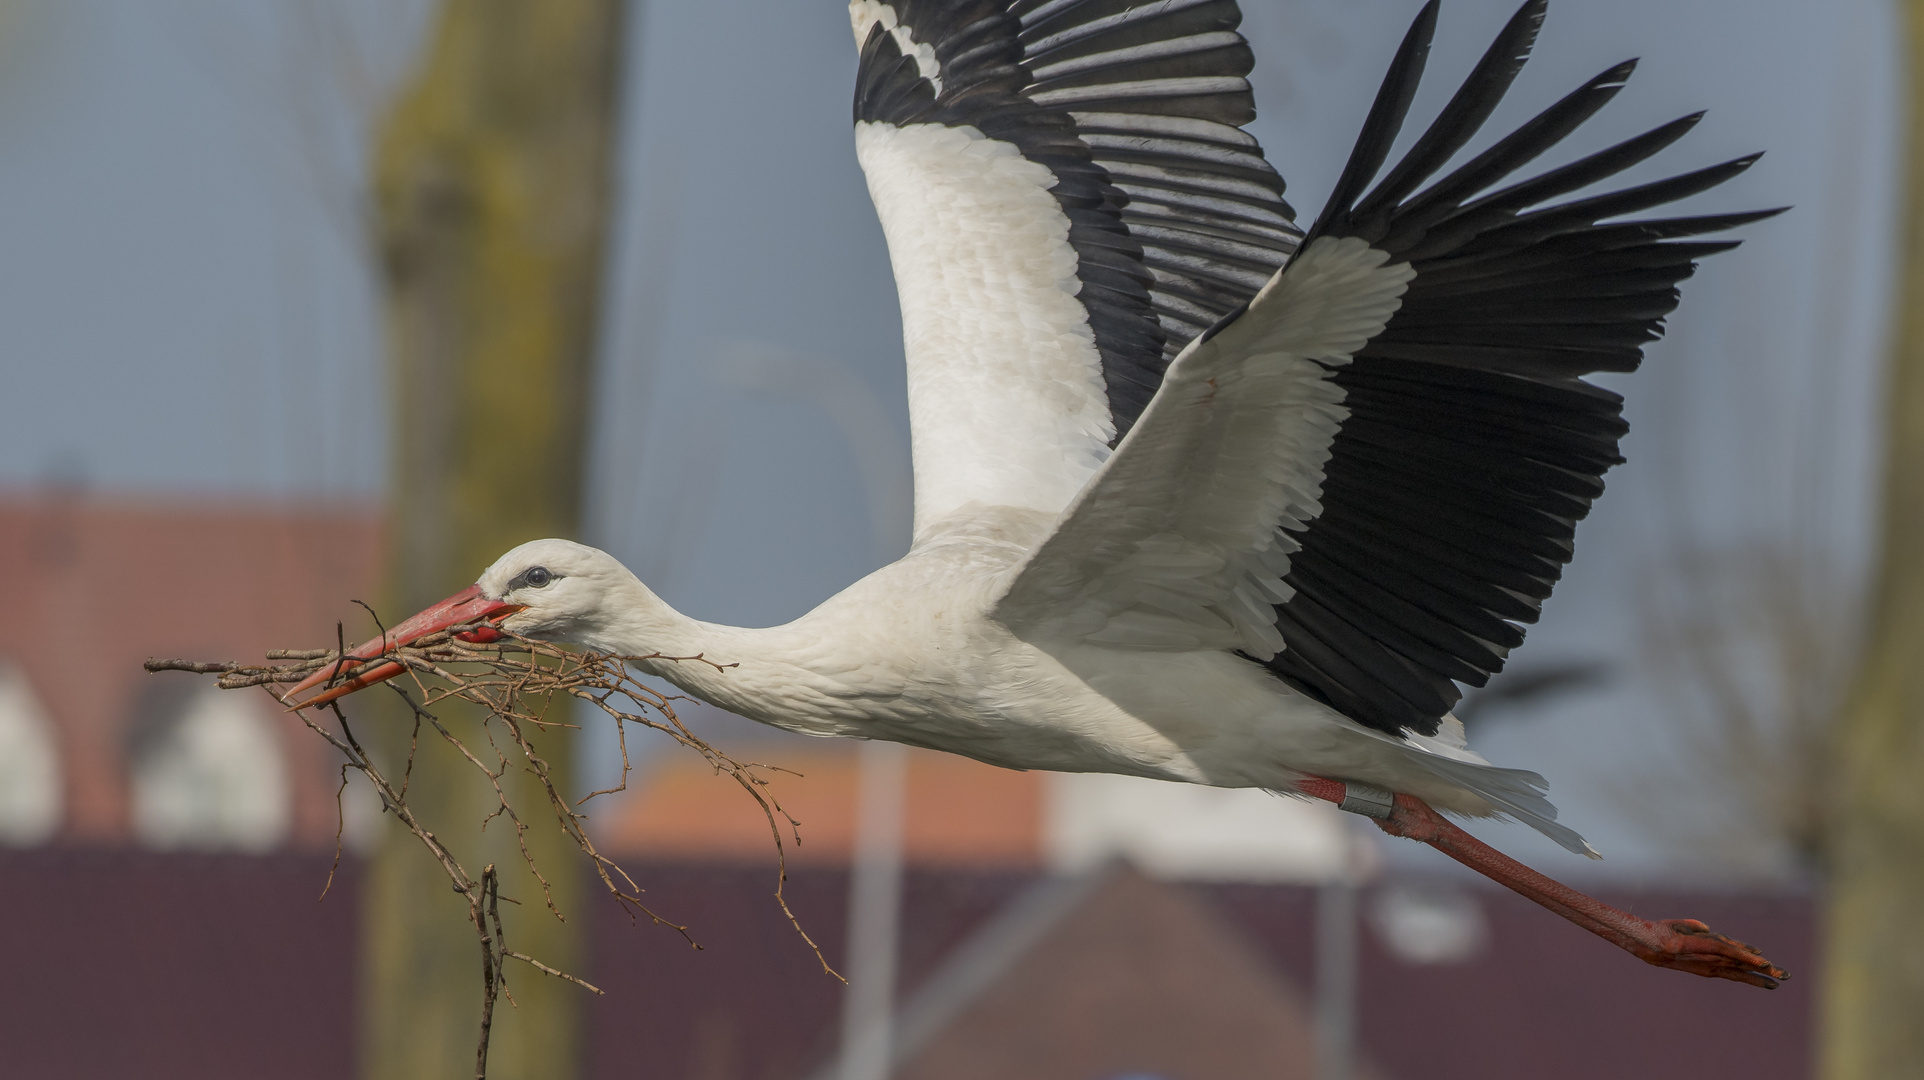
[0, 493, 384, 847]
[0, 849, 1815, 1080]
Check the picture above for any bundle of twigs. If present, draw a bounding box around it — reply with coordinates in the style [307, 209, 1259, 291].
[147, 624, 831, 1078]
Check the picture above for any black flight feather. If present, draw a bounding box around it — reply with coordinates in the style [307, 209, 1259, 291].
[1233, 0, 1784, 737]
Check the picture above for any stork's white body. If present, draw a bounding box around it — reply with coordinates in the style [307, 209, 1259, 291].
[517, 511, 1533, 829]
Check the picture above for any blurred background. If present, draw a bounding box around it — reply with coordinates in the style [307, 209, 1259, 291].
[0, 0, 1914, 1078]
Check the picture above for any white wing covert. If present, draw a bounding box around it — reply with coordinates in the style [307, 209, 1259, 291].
[991, 236, 1413, 657]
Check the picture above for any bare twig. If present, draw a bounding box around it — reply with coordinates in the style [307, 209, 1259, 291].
[476, 865, 502, 1080]
[145, 618, 840, 1078]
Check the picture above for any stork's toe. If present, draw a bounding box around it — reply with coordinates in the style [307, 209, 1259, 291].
[1632, 918, 1788, 989]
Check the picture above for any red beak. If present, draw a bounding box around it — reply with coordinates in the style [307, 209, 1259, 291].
[283, 584, 525, 711]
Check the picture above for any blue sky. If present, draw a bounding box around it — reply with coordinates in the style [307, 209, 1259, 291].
[0, 0, 1900, 876]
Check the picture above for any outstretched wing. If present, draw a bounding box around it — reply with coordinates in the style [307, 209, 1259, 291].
[992, 0, 1782, 737]
[849, 0, 1302, 535]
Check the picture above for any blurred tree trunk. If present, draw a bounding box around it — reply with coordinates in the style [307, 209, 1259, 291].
[1823, 2, 1924, 1076]
[363, 2, 625, 1078]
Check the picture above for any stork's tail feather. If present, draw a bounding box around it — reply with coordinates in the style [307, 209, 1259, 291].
[1415, 752, 1601, 859]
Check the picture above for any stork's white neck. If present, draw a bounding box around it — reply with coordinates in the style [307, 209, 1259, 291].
[572, 577, 738, 678]
[564, 575, 823, 729]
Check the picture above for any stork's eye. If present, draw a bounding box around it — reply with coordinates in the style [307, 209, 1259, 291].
[506, 565, 561, 592]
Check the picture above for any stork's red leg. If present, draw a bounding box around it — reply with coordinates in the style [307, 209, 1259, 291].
[1299, 777, 1787, 989]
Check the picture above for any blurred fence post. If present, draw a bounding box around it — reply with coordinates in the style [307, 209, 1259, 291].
[1314, 821, 1363, 1080]
[841, 739, 909, 1080]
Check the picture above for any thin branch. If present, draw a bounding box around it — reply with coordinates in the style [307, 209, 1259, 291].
[146, 617, 842, 1077]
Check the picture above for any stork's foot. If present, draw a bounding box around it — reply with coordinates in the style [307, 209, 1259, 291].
[1623, 918, 1787, 989]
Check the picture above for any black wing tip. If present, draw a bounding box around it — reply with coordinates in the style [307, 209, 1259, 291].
[1346, 0, 1569, 234]
[1318, 0, 1585, 240]
[1547, 59, 1637, 115]
[1406, 1, 1443, 75]
[1721, 204, 1789, 230]
[1590, 57, 1639, 88]
[1676, 150, 1766, 190]
[1505, 0, 1551, 41]
[1310, 0, 1443, 236]
[1615, 111, 1706, 154]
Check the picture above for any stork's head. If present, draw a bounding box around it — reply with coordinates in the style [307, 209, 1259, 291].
[470, 538, 640, 643]
[283, 538, 640, 710]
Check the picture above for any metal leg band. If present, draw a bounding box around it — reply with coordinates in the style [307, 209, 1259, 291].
[1338, 782, 1395, 819]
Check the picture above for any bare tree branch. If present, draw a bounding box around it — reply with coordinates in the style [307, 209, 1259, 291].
[146, 621, 841, 1077]
[1631, 543, 1859, 878]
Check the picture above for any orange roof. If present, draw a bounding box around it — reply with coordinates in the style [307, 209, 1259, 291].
[598, 744, 1045, 867]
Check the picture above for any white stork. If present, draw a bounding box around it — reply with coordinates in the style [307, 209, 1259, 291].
[292, 0, 1787, 986]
